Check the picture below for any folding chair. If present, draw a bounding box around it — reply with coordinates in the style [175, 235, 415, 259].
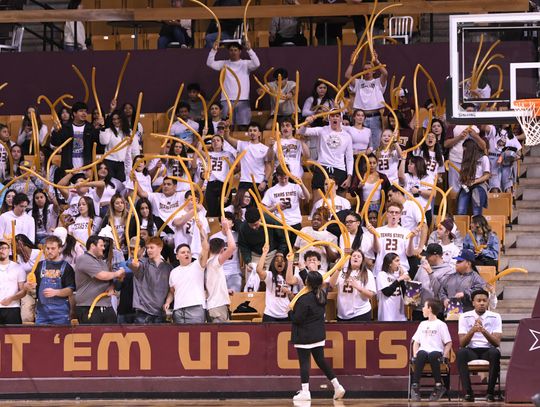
[459, 359, 502, 400]
[408, 342, 452, 401]
[0, 26, 24, 52]
[385, 16, 414, 44]
[484, 192, 512, 221]
[453, 215, 470, 238]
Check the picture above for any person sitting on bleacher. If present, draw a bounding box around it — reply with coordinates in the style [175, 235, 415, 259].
[157, 0, 192, 49]
[462, 215, 499, 268]
[457, 289, 502, 402]
[439, 249, 486, 314]
[427, 217, 462, 264]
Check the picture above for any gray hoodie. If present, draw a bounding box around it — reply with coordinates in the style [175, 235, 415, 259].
[413, 260, 455, 311]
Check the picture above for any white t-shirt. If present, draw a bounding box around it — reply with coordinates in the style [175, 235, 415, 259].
[403, 173, 431, 210]
[205, 255, 230, 309]
[173, 209, 209, 259]
[361, 231, 376, 261]
[0, 261, 25, 308]
[376, 270, 407, 321]
[0, 210, 36, 245]
[169, 261, 205, 309]
[294, 227, 337, 273]
[302, 126, 354, 174]
[412, 318, 452, 353]
[263, 271, 292, 319]
[170, 119, 200, 145]
[344, 125, 371, 153]
[310, 196, 351, 217]
[272, 138, 304, 180]
[486, 126, 522, 156]
[458, 310, 502, 348]
[401, 199, 423, 248]
[237, 140, 269, 183]
[449, 125, 480, 164]
[414, 150, 444, 181]
[350, 77, 386, 110]
[210, 230, 241, 277]
[373, 225, 410, 277]
[67, 215, 101, 245]
[262, 182, 304, 225]
[377, 150, 400, 183]
[473, 156, 491, 179]
[209, 151, 235, 183]
[335, 268, 376, 319]
[441, 242, 460, 265]
[147, 191, 185, 224]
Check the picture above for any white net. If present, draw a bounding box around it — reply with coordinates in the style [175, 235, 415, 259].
[514, 99, 540, 146]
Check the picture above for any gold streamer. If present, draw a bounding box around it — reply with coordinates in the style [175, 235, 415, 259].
[26, 250, 43, 284]
[71, 65, 89, 103]
[221, 150, 247, 219]
[91, 67, 102, 118]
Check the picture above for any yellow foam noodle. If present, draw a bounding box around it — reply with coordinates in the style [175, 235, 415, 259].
[71, 64, 89, 103]
[91, 67, 102, 118]
[26, 250, 43, 284]
[221, 150, 247, 219]
[88, 292, 110, 320]
[113, 52, 131, 101]
[127, 196, 141, 262]
[487, 268, 527, 285]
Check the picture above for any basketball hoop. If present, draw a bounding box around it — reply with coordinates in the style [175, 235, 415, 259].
[513, 98, 540, 146]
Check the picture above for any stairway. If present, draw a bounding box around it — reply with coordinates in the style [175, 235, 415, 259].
[497, 145, 540, 386]
[21, 0, 68, 52]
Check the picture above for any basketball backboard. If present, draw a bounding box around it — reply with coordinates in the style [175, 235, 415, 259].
[447, 12, 540, 124]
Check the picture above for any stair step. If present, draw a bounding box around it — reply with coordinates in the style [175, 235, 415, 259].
[507, 224, 540, 233]
[522, 156, 540, 164]
[522, 165, 540, 178]
[507, 258, 540, 272]
[521, 188, 540, 201]
[502, 285, 540, 300]
[516, 200, 540, 209]
[514, 234, 540, 247]
[500, 341, 513, 357]
[499, 312, 532, 321]
[516, 177, 540, 186]
[499, 273, 540, 282]
[529, 145, 540, 156]
[504, 247, 540, 257]
[515, 209, 540, 225]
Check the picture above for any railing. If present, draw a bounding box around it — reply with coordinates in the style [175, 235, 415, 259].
[25, 0, 65, 51]
[0, 0, 530, 24]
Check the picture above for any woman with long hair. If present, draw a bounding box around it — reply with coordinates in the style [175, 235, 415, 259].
[290, 268, 345, 401]
[225, 188, 252, 224]
[126, 154, 153, 195]
[417, 131, 445, 182]
[31, 188, 58, 243]
[345, 109, 371, 155]
[375, 129, 403, 183]
[206, 102, 224, 135]
[17, 106, 48, 153]
[205, 134, 234, 217]
[301, 80, 335, 119]
[99, 109, 140, 182]
[431, 118, 447, 149]
[457, 139, 491, 215]
[67, 196, 101, 245]
[94, 162, 118, 218]
[340, 211, 364, 252]
[56, 106, 72, 126]
[128, 197, 158, 237]
[354, 153, 391, 213]
[328, 249, 376, 321]
[376, 252, 409, 321]
[386, 110, 414, 151]
[10, 144, 24, 176]
[398, 154, 433, 226]
[99, 193, 129, 251]
[463, 215, 500, 267]
[1, 189, 16, 214]
[257, 245, 293, 322]
[121, 102, 143, 148]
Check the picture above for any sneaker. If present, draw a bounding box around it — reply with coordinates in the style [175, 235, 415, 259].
[464, 393, 475, 402]
[333, 385, 346, 400]
[293, 390, 311, 401]
[486, 393, 495, 402]
[410, 383, 421, 402]
[429, 383, 446, 401]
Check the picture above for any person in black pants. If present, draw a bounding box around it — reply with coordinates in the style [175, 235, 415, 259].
[290, 269, 346, 401]
[457, 289, 502, 402]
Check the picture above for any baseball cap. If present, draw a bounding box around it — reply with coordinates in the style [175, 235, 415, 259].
[454, 249, 476, 263]
[440, 218, 455, 239]
[129, 236, 138, 248]
[53, 227, 68, 245]
[425, 243, 443, 256]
